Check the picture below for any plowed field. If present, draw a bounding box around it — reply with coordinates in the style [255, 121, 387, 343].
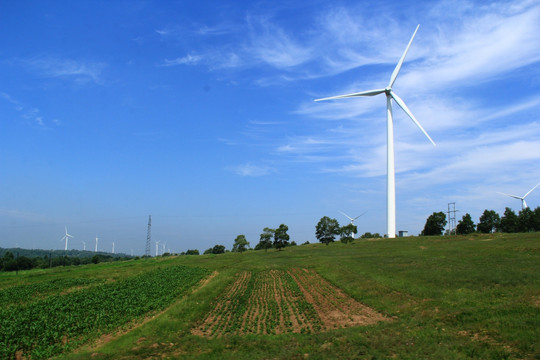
[192, 268, 387, 337]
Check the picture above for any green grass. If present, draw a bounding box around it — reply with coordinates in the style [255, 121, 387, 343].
[2, 233, 539, 359]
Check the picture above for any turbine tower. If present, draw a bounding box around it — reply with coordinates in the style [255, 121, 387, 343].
[316, 25, 435, 238]
[112, 241, 115, 254]
[60, 226, 73, 251]
[498, 182, 540, 210]
[155, 240, 160, 257]
[95, 236, 98, 252]
[81, 240, 86, 251]
[339, 211, 366, 239]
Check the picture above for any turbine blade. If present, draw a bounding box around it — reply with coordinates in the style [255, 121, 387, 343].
[496, 192, 523, 200]
[315, 88, 386, 102]
[339, 211, 353, 221]
[353, 211, 368, 221]
[523, 182, 540, 198]
[390, 91, 436, 146]
[388, 24, 420, 88]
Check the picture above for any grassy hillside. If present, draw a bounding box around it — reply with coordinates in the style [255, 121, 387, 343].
[2, 233, 539, 359]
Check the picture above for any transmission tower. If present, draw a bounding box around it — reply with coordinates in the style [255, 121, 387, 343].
[145, 215, 152, 257]
[447, 203, 457, 235]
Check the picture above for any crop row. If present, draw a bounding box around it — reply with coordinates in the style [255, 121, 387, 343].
[0, 277, 102, 308]
[193, 269, 322, 337]
[0, 265, 210, 360]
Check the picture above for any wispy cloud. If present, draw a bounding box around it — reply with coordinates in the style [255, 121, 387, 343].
[1, 92, 58, 128]
[22, 56, 106, 84]
[231, 162, 275, 176]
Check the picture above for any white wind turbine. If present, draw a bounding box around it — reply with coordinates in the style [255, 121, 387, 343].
[155, 240, 160, 257]
[81, 240, 86, 251]
[339, 211, 367, 239]
[497, 182, 540, 210]
[94, 236, 98, 252]
[316, 25, 435, 238]
[60, 226, 73, 251]
[112, 241, 115, 254]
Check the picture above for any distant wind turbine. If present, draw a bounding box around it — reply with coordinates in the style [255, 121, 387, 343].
[81, 240, 86, 251]
[60, 226, 73, 251]
[112, 241, 115, 254]
[155, 240, 160, 257]
[498, 182, 540, 210]
[316, 25, 435, 238]
[339, 211, 367, 239]
[95, 236, 98, 252]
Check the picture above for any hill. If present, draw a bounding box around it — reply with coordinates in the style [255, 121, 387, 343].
[1, 232, 539, 359]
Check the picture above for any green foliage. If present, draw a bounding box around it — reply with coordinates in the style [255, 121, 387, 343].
[518, 207, 534, 232]
[456, 213, 476, 234]
[273, 224, 289, 251]
[185, 249, 199, 255]
[477, 209, 500, 233]
[0, 265, 209, 359]
[360, 232, 382, 238]
[315, 216, 340, 245]
[211, 245, 226, 254]
[500, 207, 519, 233]
[339, 223, 357, 243]
[232, 235, 249, 253]
[421, 211, 447, 236]
[256, 227, 275, 252]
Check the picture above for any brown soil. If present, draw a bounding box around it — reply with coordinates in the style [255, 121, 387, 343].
[193, 268, 388, 338]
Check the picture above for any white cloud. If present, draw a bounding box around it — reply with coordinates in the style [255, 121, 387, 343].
[232, 163, 275, 176]
[23, 56, 106, 84]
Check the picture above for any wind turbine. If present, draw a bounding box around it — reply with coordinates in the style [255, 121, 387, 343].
[60, 226, 73, 251]
[112, 241, 115, 254]
[316, 25, 435, 238]
[162, 241, 167, 255]
[339, 211, 367, 239]
[95, 236, 98, 252]
[81, 240, 86, 251]
[497, 182, 540, 210]
[155, 240, 160, 257]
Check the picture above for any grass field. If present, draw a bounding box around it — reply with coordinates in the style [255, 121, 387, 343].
[1, 233, 539, 359]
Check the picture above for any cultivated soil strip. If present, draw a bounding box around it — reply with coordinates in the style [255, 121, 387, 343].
[192, 268, 388, 338]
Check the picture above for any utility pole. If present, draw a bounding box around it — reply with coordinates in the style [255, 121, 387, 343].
[145, 215, 152, 257]
[447, 202, 457, 235]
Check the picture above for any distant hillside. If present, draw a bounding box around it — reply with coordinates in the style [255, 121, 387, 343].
[0, 247, 131, 259]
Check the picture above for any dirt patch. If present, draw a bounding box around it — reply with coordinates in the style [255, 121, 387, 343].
[192, 268, 388, 338]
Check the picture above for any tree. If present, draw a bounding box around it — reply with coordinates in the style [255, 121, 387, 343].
[315, 216, 340, 245]
[211, 245, 226, 254]
[421, 212, 447, 236]
[232, 235, 249, 253]
[339, 223, 357, 244]
[185, 249, 199, 255]
[532, 207, 540, 231]
[256, 227, 275, 252]
[477, 209, 500, 233]
[203, 248, 212, 255]
[500, 207, 519, 233]
[518, 207, 534, 232]
[456, 213, 475, 235]
[273, 224, 290, 251]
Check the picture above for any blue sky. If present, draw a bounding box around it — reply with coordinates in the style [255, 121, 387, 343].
[1, 0, 540, 255]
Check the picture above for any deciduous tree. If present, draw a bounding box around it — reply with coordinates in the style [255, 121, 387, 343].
[273, 224, 290, 251]
[477, 210, 500, 233]
[456, 213, 475, 235]
[339, 223, 357, 243]
[256, 227, 275, 251]
[315, 216, 340, 245]
[232, 235, 249, 253]
[421, 212, 447, 236]
[500, 207, 518, 233]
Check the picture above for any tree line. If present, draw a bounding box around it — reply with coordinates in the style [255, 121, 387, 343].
[0, 251, 131, 272]
[422, 206, 540, 235]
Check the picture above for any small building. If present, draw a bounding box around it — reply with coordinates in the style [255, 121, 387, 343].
[398, 230, 408, 237]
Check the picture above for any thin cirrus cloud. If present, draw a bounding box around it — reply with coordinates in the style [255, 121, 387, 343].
[1, 92, 58, 128]
[232, 162, 275, 177]
[21, 56, 106, 84]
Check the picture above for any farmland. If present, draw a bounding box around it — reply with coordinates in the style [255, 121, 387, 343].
[1, 233, 539, 359]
